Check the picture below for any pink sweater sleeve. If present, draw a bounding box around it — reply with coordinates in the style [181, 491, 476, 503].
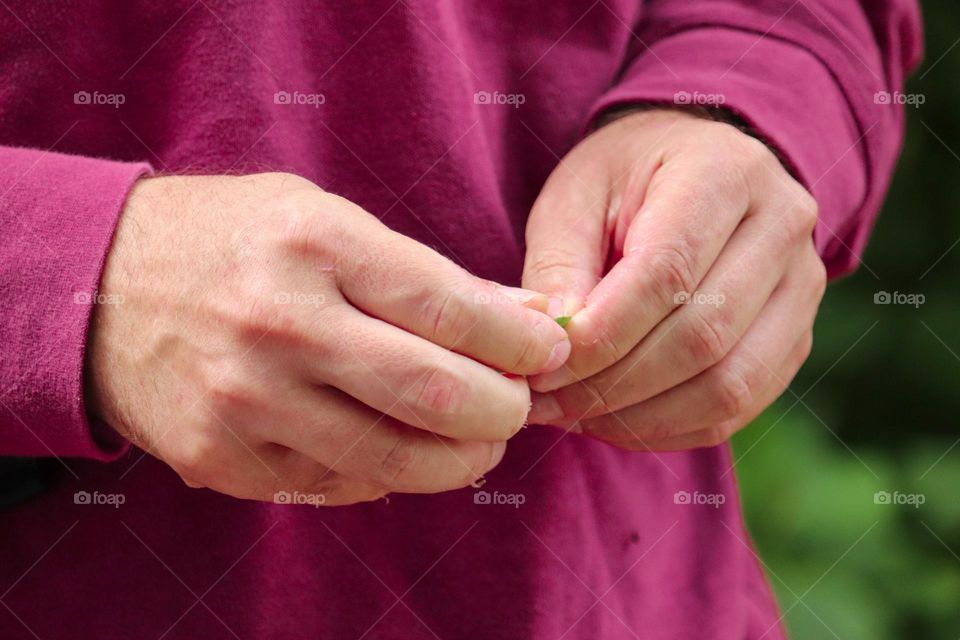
[0, 147, 151, 459]
[589, 0, 923, 278]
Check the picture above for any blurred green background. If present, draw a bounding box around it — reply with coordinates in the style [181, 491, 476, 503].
[733, 3, 960, 637]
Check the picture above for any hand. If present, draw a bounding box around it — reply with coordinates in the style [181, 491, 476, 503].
[86, 173, 570, 504]
[523, 109, 826, 451]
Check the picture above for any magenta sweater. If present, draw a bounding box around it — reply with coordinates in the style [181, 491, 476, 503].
[0, 2, 921, 638]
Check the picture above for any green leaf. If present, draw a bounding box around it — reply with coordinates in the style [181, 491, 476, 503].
[554, 315, 572, 328]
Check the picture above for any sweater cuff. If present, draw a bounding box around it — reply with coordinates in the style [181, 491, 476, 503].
[587, 27, 868, 278]
[0, 148, 152, 460]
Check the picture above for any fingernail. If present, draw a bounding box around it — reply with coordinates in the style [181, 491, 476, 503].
[547, 296, 565, 317]
[528, 369, 567, 393]
[528, 392, 565, 424]
[543, 338, 571, 372]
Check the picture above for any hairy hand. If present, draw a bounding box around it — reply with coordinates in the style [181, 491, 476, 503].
[524, 110, 826, 451]
[87, 173, 570, 504]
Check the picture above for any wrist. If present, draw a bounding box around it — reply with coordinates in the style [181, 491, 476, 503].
[592, 104, 791, 177]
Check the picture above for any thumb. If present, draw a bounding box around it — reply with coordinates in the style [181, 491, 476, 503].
[521, 166, 608, 316]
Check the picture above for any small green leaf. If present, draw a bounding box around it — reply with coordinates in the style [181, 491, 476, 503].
[554, 315, 572, 328]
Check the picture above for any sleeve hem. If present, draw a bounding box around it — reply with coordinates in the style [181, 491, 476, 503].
[585, 26, 893, 278]
[76, 165, 153, 460]
[0, 148, 152, 461]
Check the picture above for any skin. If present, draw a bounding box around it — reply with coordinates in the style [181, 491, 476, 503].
[88, 108, 826, 502]
[524, 109, 827, 451]
[86, 172, 571, 505]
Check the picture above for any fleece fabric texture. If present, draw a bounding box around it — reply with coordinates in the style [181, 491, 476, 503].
[0, 1, 921, 638]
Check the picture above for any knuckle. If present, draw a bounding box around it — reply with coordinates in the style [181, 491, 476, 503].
[409, 365, 466, 419]
[171, 433, 221, 485]
[711, 364, 754, 421]
[506, 319, 551, 373]
[682, 310, 734, 369]
[740, 131, 773, 160]
[239, 291, 301, 342]
[593, 321, 628, 366]
[525, 245, 585, 282]
[795, 188, 820, 222]
[276, 199, 324, 251]
[703, 124, 759, 176]
[567, 321, 624, 376]
[270, 190, 344, 259]
[419, 284, 475, 346]
[809, 254, 828, 297]
[205, 369, 254, 415]
[644, 242, 699, 304]
[376, 436, 421, 487]
[262, 171, 317, 191]
[785, 197, 819, 240]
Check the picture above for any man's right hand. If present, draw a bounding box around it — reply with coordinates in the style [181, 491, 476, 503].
[85, 173, 570, 505]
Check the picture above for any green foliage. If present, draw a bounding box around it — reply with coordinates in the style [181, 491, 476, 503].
[733, 4, 960, 636]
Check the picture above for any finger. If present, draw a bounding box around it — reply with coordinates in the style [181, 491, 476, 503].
[529, 150, 758, 392]
[297, 304, 531, 442]
[168, 432, 386, 506]
[529, 191, 813, 424]
[613, 331, 814, 453]
[570, 248, 824, 448]
[268, 385, 506, 494]
[331, 204, 570, 375]
[521, 155, 613, 314]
